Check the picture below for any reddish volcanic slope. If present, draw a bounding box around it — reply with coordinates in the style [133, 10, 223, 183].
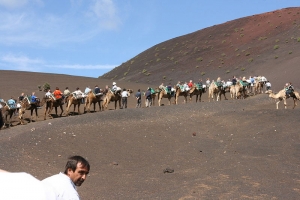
[102, 7, 300, 90]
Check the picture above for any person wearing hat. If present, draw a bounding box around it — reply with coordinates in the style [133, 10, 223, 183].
[112, 82, 118, 93]
[121, 88, 128, 109]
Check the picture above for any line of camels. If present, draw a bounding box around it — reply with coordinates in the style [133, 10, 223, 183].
[1, 80, 299, 129]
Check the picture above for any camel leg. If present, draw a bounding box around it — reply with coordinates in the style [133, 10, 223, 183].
[78, 104, 81, 115]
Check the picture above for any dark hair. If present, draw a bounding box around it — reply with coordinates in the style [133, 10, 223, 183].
[56, 87, 59, 90]
[123, 88, 126, 91]
[138, 89, 140, 92]
[64, 155, 90, 174]
[65, 87, 68, 89]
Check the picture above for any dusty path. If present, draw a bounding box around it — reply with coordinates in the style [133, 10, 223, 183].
[1, 94, 299, 199]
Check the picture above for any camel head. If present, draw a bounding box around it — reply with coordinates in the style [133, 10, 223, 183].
[265, 90, 272, 94]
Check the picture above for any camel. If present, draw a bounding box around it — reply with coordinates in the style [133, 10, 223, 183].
[84, 91, 103, 113]
[189, 84, 204, 103]
[208, 82, 228, 102]
[143, 88, 159, 107]
[157, 88, 174, 106]
[174, 86, 188, 105]
[19, 96, 44, 124]
[65, 94, 82, 115]
[41, 96, 64, 120]
[268, 89, 300, 109]
[254, 77, 265, 95]
[102, 89, 133, 110]
[0, 101, 18, 128]
[231, 81, 248, 99]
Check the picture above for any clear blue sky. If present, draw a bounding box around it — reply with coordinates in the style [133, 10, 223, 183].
[0, 0, 299, 77]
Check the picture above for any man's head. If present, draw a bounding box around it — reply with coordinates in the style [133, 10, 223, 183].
[64, 156, 90, 186]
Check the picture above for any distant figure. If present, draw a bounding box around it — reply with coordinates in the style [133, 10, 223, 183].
[265, 81, 271, 91]
[64, 87, 71, 97]
[121, 88, 128, 109]
[45, 89, 52, 98]
[73, 87, 84, 103]
[31, 92, 37, 103]
[94, 85, 101, 95]
[7, 97, 16, 109]
[159, 83, 164, 90]
[103, 85, 109, 95]
[232, 76, 237, 85]
[84, 86, 91, 94]
[19, 92, 25, 101]
[206, 78, 211, 87]
[145, 88, 152, 107]
[285, 82, 294, 97]
[135, 89, 141, 108]
[112, 82, 118, 93]
[42, 155, 90, 200]
[53, 87, 63, 104]
[188, 80, 193, 88]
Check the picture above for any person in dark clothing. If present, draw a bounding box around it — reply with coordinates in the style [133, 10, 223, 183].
[232, 76, 237, 85]
[19, 93, 25, 101]
[135, 89, 142, 108]
[145, 88, 152, 107]
[94, 85, 101, 94]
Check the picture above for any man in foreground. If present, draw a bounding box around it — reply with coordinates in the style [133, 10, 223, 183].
[42, 155, 90, 200]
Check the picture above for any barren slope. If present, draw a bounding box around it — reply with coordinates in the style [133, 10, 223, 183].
[102, 7, 300, 89]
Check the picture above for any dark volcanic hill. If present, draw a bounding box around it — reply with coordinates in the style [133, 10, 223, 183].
[101, 7, 300, 89]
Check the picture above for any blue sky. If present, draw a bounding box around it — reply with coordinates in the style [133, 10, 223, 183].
[0, 0, 299, 78]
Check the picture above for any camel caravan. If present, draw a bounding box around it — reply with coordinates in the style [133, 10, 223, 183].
[0, 76, 299, 129]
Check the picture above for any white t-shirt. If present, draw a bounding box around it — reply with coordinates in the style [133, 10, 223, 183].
[121, 91, 128, 98]
[42, 172, 80, 200]
[0, 172, 56, 200]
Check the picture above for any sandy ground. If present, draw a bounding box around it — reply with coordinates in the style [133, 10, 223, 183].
[1, 72, 300, 199]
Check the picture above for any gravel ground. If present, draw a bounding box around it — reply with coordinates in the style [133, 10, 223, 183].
[1, 92, 300, 199]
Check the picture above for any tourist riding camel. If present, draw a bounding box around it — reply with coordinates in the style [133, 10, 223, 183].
[267, 89, 300, 109]
[208, 81, 229, 102]
[41, 96, 64, 120]
[53, 87, 64, 104]
[84, 90, 103, 113]
[174, 84, 188, 105]
[189, 80, 204, 103]
[18, 95, 44, 124]
[102, 88, 132, 110]
[65, 90, 83, 115]
[157, 86, 174, 106]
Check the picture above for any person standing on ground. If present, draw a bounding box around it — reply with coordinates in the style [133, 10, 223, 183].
[121, 88, 128, 109]
[135, 89, 141, 108]
[145, 88, 152, 107]
[42, 155, 90, 200]
[265, 81, 271, 91]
